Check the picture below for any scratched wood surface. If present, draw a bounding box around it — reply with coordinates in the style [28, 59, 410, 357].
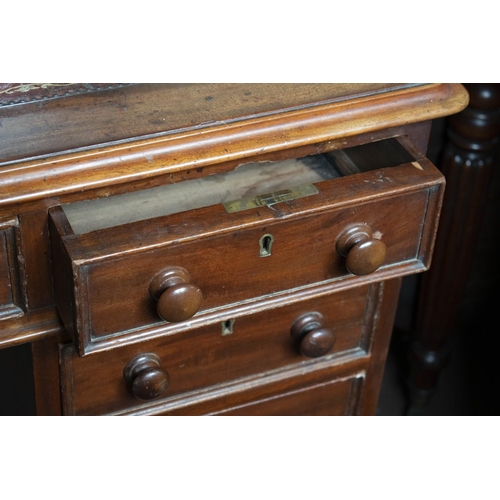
[49, 137, 445, 356]
[0, 84, 468, 211]
[0, 83, 405, 164]
[0, 84, 467, 415]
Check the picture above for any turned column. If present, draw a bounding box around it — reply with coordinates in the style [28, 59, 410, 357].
[407, 84, 500, 413]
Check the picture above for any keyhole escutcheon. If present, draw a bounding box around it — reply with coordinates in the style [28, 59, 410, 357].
[259, 234, 274, 257]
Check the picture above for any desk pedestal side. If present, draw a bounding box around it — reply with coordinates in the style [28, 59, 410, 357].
[409, 84, 500, 413]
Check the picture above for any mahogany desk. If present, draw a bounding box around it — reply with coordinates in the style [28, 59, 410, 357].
[0, 83, 468, 415]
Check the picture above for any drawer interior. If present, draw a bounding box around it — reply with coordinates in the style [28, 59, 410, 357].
[62, 138, 417, 234]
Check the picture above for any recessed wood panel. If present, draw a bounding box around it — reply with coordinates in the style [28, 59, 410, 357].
[122, 362, 368, 416]
[0, 220, 23, 322]
[212, 375, 362, 416]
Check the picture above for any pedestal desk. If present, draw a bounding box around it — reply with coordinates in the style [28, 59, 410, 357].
[0, 83, 468, 415]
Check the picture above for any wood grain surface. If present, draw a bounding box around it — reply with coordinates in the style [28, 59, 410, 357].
[0, 83, 411, 162]
[0, 84, 467, 209]
[0, 83, 467, 415]
[59, 283, 380, 415]
[50, 143, 444, 356]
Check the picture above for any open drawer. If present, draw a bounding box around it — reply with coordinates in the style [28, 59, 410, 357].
[49, 137, 445, 356]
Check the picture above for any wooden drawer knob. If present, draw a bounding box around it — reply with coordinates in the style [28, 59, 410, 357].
[290, 312, 336, 358]
[123, 353, 170, 400]
[149, 266, 203, 323]
[336, 223, 386, 275]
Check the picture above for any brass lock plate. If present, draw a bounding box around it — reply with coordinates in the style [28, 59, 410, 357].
[223, 183, 319, 213]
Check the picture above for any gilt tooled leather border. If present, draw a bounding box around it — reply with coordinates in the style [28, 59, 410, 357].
[0, 83, 135, 107]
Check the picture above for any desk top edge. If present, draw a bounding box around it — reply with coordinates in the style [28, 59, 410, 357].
[0, 83, 467, 166]
[0, 83, 468, 209]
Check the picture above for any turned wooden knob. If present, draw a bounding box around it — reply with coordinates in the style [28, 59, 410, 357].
[149, 266, 203, 322]
[123, 353, 170, 400]
[336, 223, 386, 275]
[290, 312, 336, 358]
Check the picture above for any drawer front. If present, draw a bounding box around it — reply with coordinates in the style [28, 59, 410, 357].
[59, 284, 379, 415]
[211, 375, 362, 416]
[155, 370, 365, 416]
[89, 191, 424, 334]
[0, 220, 23, 322]
[50, 139, 444, 356]
[51, 186, 438, 356]
[118, 360, 368, 416]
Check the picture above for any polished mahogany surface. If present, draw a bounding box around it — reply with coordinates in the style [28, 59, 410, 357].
[0, 84, 469, 415]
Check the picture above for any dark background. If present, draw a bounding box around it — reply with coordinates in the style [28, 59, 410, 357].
[379, 114, 500, 416]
